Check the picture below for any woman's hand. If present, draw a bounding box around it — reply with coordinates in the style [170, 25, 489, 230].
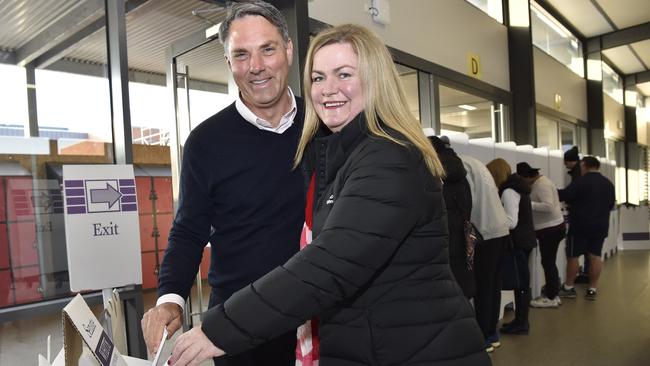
[168, 326, 225, 365]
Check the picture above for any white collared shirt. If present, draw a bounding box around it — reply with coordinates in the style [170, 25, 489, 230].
[235, 87, 297, 134]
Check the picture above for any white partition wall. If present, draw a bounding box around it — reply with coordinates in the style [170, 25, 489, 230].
[495, 142, 517, 170]
[444, 132, 470, 156]
[468, 138, 496, 165]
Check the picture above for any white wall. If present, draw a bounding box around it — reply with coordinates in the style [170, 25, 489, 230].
[533, 48, 587, 121]
[308, 0, 510, 91]
[604, 94, 625, 139]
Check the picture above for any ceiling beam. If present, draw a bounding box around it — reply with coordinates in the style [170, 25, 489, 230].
[0, 49, 16, 65]
[15, 0, 104, 67]
[628, 70, 650, 85]
[588, 21, 650, 51]
[29, 0, 149, 69]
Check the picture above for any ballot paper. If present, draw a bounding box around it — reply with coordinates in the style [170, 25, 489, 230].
[151, 328, 169, 366]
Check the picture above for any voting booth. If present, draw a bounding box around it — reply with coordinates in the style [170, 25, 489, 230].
[439, 132, 620, 306]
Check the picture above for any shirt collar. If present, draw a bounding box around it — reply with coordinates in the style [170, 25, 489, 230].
[235, 87, 297, 134]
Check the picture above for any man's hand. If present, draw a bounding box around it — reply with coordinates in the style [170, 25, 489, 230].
[168, 326, 225, 365]
[141, 302, 183, 355]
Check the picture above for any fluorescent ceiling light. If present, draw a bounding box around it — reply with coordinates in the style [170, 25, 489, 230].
[459, 104, 477, 111]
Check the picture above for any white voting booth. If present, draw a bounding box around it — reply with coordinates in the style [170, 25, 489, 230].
[445, 132, 620, 315]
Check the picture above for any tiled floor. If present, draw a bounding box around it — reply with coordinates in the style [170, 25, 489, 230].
[491, 250, 650, 366]
[1, 251, 649, 365]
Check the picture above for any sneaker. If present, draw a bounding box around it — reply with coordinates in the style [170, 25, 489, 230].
[554, 296, 562, 305]
[487, 333, 501, 348]
[530, 296, 559, 308]
[586, 288, 597, 301]
[558, 286, 577, 298]
[485, 341, 495, 353]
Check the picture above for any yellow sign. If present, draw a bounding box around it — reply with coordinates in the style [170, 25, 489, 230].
[554, 93, 562, 110]
[467, 53, 482, 79]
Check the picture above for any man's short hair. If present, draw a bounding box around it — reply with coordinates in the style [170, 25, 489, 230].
[218, 1, 290, 56]
[581, 156, 600, 170]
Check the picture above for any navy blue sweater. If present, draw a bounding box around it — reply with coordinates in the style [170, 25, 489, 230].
[559, 171, 615, 239]
[158, 102, 305, 303]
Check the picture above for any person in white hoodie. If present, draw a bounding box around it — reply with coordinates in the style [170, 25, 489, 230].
[460, 154, 510, 353]
[516, 162, 566, 308]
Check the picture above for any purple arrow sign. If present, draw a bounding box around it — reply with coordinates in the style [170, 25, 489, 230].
[90, 183, 122, 208]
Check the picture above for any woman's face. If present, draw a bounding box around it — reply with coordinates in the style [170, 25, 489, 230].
[310, 42, 365, 132]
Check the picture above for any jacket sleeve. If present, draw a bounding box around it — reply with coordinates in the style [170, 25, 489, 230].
[200, 142, 428, 354]
[558, 179, 579, 204]
[531, 180, 555, 213]
[157, 132, 213, 300]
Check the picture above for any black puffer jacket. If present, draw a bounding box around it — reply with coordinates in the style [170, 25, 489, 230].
[499, 174, 536, 250]
[430, 137, 475, 299]
[201, 115, 490, 366]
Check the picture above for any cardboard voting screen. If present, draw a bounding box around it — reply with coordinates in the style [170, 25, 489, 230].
[63, 294, 128, 366]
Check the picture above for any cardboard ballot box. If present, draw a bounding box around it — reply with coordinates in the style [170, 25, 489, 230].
[54, 294, 153, 366]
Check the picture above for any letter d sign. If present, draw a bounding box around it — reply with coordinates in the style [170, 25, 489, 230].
[467, 53, 482, 80]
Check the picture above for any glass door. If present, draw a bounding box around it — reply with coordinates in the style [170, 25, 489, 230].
[167, 27, 234, 328]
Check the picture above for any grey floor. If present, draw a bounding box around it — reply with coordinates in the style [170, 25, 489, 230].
[491, 250, 650, 366]
[1, 251, 649, 365]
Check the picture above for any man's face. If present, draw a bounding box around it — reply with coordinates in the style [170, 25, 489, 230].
[226, 15, 293, 115]
[580, 161, 587, 175]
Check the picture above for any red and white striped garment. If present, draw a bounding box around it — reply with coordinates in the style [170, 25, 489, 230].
[296, 175, 319, 366]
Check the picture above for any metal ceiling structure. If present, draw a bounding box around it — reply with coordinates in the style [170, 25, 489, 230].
[539, 0, 650, 96]
[0, 0, 648, 95]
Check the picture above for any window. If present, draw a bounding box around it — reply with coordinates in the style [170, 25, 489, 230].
[536, 114, 559, 150]
[602, 62, 623, 104]
[530, 1, 584, 77]
[465, 0, 503, 23]
[439, 84, 503, 140]
[396, 64, 420, 121]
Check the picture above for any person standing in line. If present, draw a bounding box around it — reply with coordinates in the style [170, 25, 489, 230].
[563, 145, 590, 283]
[460, 154, 510, 353]
[167, 23, 491, 366]
[486, 158, 536, 336]
[558, 156, 615, 301]
[564, 146, 581, 183]
[141, 3, 304, 365]
[517, 162, 566, 308]
[430, 136, 476, 299]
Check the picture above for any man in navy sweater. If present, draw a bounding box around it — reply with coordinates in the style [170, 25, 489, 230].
[141, 2, 304, 365]
[558, 156, 615, 301]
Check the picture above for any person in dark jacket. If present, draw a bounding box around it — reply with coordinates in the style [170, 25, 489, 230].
[487, 158, 536, 335]
[430, 135, 476, 299]
[564, 146, 581, 183]
[169, 24, 490, 366]
[558, 156, 615, 301]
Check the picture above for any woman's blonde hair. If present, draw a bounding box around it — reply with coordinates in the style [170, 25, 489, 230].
[294, 24, 444, 177]
[486, 158, 511, 188]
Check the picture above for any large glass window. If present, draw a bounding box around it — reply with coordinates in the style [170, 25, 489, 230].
[0, 4, 111, 314]
[396, 64, 420, 121]
[530, 1, 584, 77]
[602, 62, 624, 105]
[465, 0, 504, 23]
[536, 114, 559, 150]
[439, 84, 503, 140]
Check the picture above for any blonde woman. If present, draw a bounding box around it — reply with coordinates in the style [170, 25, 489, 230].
[486, 158, 536, 336]
[169, 24, 490, 366]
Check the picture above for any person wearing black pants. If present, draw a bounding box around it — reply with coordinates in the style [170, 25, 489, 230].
[517, 162, 567, 308]
[474, 236, 509, 341]
[460, 154, 511, 352]
[533, 224, 566, 302]
[487, 159, 537, 335]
